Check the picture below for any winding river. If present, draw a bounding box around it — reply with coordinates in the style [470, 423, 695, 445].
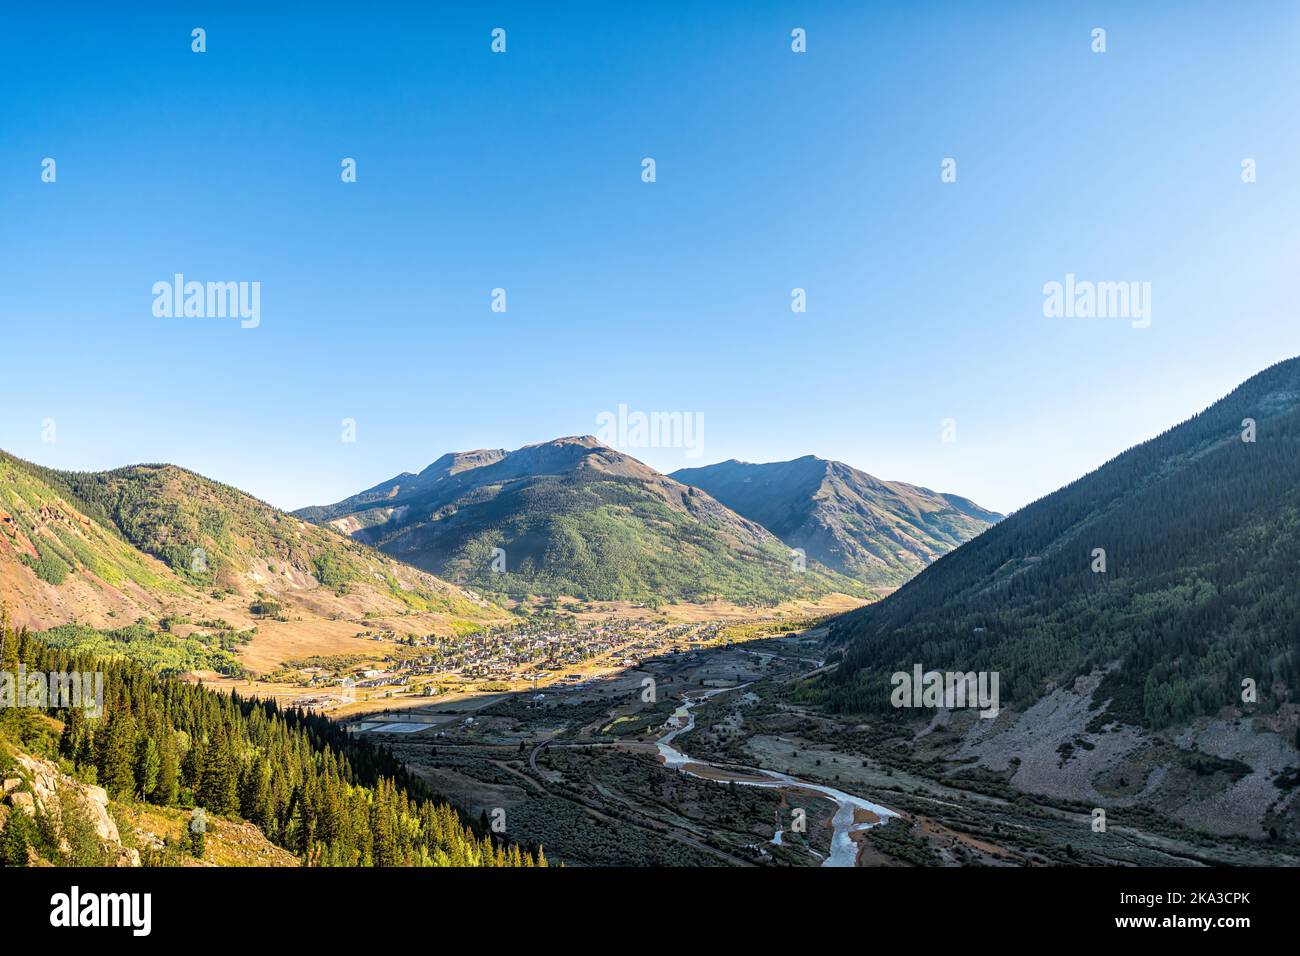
[655, 686, 898, 867]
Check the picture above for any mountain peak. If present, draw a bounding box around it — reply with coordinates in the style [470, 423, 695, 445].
[532, 434, 606, 448]
[829, 354, 1300, 730]
[671, 456, 998, 585]
[419, 448, 507, 478]
[294, 438, 864, 603]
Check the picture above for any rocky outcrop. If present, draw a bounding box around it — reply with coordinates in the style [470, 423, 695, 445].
[3, 752, 140, 866]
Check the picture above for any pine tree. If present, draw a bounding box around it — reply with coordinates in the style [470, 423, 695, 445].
[134, 736, 160, 800]
[0, 806, 38, 866]
[96, 703, 136, 800]
[58, 707, 83, 762]
[292, 788, 315, 861]
[75, 732, 94, 779]
[370, 780, 398, 866]
[197, 726, 238, 815]
[152, 732, 179, 806]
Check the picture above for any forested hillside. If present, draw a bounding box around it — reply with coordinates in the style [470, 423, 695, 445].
[0, 449, 508, 678]
[6, 454, 482, 614]
[671, 455, 999, 586]
[819, 357, 1300, 729]
[0, 611, 545, 867]
[299, 436, 868, 604]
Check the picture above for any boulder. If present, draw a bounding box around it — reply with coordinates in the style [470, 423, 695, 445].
[8, 791, 35, 817]
[7, 752, 133, 864]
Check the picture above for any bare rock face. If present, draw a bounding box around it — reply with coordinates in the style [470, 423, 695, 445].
[4, 752, 140, 866]
[8, 790, 35, 816]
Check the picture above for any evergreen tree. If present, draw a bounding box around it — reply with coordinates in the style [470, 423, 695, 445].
[58, 706, 83, 762]
[75, 732, 94, 779]
[134, 736, 160, 800]
[0, 808, 38, 866]
[95, 701, 136, 800]
[197, 726, 238, 816]
[152, 731, 180, 806]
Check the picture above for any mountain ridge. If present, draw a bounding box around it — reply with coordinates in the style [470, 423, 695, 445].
[0, 449, 506, 666]
[670, 455, 1001, 586]
[296, 437, 868, 605]
[787, 357, 1300, 844]
[822, 355, 1300, 730]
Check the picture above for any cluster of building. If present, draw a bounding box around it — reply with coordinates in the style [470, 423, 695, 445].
[297, 618, 731, 703]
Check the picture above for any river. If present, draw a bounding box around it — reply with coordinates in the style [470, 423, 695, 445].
[655, 685, 898, 867]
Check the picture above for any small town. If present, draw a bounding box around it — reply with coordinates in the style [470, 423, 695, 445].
[287, 618, 729, 710]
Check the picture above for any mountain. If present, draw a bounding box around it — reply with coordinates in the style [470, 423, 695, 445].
[811, 358, 1300, 842]
[0, 450, 504, 668]
[825, 357, 1300, 725]
[296, 436, 867, 604]
[670, 456, 1000, 587]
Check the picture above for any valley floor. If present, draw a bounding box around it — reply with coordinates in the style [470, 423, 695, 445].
[345, 629, 1300, 868]
[195, 593, 867, 719]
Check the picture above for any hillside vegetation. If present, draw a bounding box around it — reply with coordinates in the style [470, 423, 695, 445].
[819, 357, 1300, 730]
[299, 437, 868, 605]
[15, 456, 479, 614]
[0, 613, 545, 867]
[672, 455, 999, 587]
[0, 451, 507, 671]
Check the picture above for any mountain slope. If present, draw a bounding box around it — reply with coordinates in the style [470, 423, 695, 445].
[0, 624, 544, 868]
[822, 357, 1300, 731]
[297, 436, 867, 604]
[0, 453, 185, 627]
[670, 456, 999, 587]
[0, 450, 505, 662]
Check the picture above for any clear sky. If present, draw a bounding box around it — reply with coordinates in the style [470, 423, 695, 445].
[2, 1, 1297, 515]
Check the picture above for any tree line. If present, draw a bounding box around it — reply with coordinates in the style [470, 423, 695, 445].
[0, 609, 546, 867]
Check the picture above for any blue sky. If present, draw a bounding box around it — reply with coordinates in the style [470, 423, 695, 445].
[2, 1, 1297, 515]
